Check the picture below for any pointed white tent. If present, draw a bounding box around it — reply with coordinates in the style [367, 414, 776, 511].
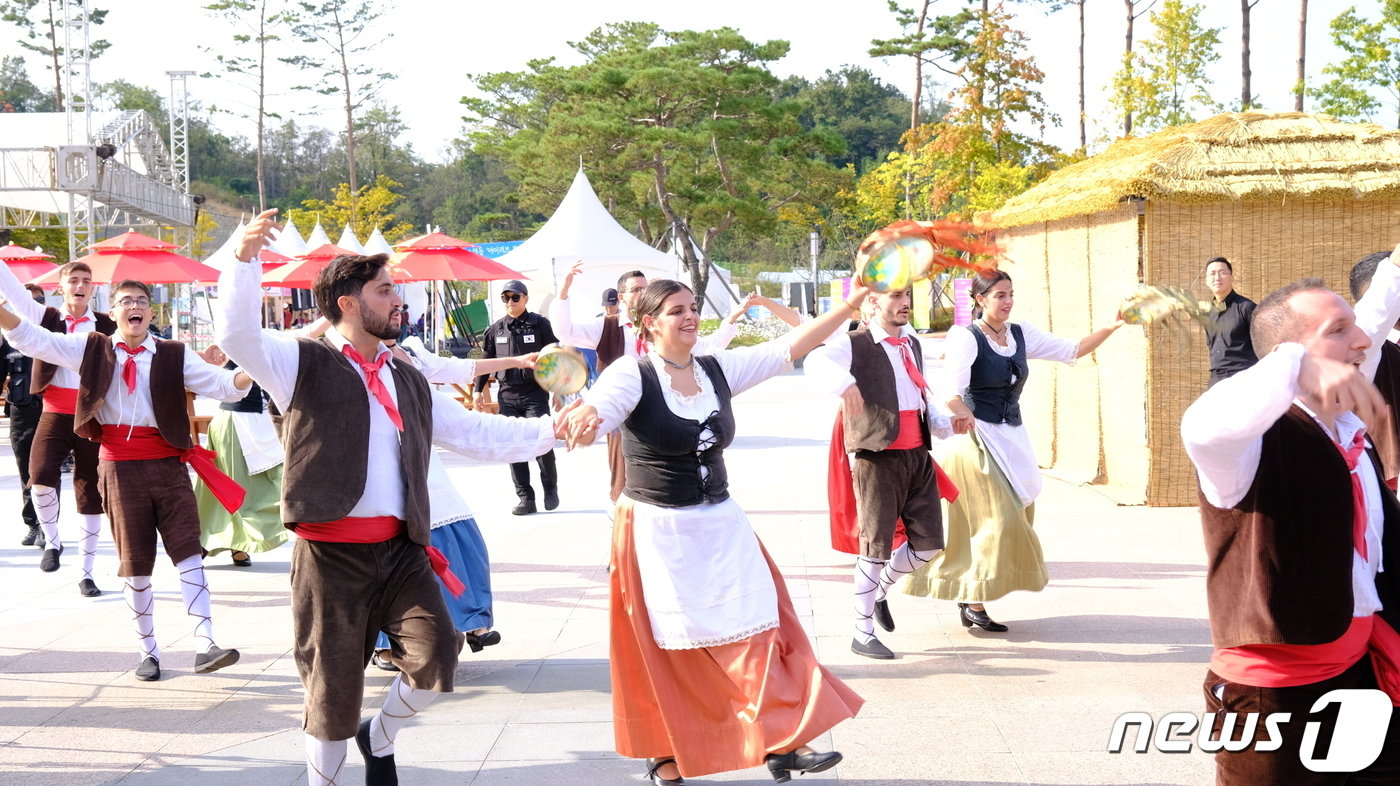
[337, 225, 365, 254]
[270, 216, 307, 257]
[493, 168, 681, 321]
[363, 227, 394, 256]
[305, 221, 332, 250]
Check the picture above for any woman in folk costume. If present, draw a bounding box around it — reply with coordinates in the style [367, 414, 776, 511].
[559, 279, 866, 785]
[366, 335, 538, 669]
[904, 271, 1127, 630]
[194, 345, 288, 566]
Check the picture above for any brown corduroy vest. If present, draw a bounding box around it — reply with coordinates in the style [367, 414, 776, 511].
[841, 327, 931, 453]
[32, 306, 117, 394]
[73, 332, 191, 447]
[279, 336, 434, 545]
[596, 313, 625, 371]
[1198, 406, 1400, 648]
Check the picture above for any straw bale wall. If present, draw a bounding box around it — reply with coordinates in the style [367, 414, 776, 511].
[995, 202, 1149, 504]
[1143, 198, 1400, 505]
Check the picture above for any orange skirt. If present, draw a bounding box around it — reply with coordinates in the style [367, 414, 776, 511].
[610, 498, 864, 777]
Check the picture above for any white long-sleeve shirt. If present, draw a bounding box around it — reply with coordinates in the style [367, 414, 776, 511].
[804, 320, 955, 439]
[0, 261, 101, 390]
[216, 260, 556, 521]
[1, 320, 245, 428]
[549, 298, 739, 357]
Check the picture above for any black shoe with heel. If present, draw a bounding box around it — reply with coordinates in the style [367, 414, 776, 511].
[465, 629, 502, 653]
[645, 757, 684, 785]
[958, 602, 1009, 632]
[765, 749, 842, 783]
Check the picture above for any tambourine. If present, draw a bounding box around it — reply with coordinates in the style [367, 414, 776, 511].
[855, 219, 1001, 292]
[533, 343, 589, 395]
[1117, 285, 1220, 330]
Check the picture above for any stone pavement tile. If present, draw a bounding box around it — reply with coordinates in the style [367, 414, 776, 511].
[394, 720, 501, 762]
[470, 757, 634, 784]
[1016, 750, 1212, 785]
[830, 736, 1024, 784]
[486, 720, 615, 760]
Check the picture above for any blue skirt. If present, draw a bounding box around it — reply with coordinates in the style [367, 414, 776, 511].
[375, 517, 492, 650]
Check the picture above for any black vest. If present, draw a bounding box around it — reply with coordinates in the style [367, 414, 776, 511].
[966, 323, 1027, 426]
[621, 355, 734, 507]
[218, 359, 266, 413]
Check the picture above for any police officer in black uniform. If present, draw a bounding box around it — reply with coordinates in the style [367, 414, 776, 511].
[475, 280, 560, 515]
[4, 284, 48, 546]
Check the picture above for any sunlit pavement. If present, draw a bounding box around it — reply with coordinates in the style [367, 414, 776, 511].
[0, 362, 1213, 785]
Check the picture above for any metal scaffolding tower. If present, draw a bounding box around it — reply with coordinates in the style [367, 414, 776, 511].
[63, 0, 96, 259]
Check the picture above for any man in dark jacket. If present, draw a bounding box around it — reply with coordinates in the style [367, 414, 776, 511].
[5, 284, 48, 546]
[1204, 256, 1258, 386]
[475, 280, 560, 514]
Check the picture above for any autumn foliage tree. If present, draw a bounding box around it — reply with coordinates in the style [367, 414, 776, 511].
[1110, 0, 1223, 135]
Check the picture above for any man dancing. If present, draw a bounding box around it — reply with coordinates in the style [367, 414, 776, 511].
[0, 279, 251, 681]
[0, 261, 114, 594]
[1182, 262, 1400, 783]
[224, 210, 558, 786]
[806, 286, 967, 660]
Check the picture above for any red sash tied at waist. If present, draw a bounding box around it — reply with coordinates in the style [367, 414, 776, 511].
[98, 425, 246, 515]
[42, 385, 78, 414]
[294, 515, 466, 598]
[888, 409, 926, 450]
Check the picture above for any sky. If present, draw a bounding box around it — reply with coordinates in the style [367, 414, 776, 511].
[1, 0, 1381, 164]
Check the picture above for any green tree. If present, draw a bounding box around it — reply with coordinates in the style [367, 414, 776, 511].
[1110, 0, 1223, 134]
[0, 0, 110, 110]
[286, 174, 414, 242]
[1311, 3, 1400, 126]
[0, 54, 48, 111]
[202, 0, 295, 210]
[777, 67, 911, 172]
[282, 0, 395, 226]
[464, 23, 844, 302]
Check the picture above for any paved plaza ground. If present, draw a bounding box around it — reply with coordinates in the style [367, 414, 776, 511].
[0, 364, 1216, 785]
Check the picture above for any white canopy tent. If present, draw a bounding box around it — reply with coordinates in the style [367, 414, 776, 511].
[491, 167, 738, 323]
[270, 216, 307, 257]
[337, 225, 365, 254]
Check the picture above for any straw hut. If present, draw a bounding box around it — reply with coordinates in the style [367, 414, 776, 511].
[981, 112, 1400, 506]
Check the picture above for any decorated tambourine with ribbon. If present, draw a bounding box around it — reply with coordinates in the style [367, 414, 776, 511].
[854, 219, 1002, 292]
[533, 343, 589, 395]
[1117, 285, 1220, 331]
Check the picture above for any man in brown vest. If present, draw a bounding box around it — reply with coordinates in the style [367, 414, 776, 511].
[0, 259, 116, 594]
[0, 278, 252, 683]
[1182, 269, 1400, 784]
[807, 286, 971, 660]
[224, 210, 558, 786]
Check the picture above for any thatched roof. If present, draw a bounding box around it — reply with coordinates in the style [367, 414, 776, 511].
[985, 112, 1400, 229]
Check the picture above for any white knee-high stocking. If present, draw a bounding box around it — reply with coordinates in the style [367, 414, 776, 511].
[367, 673, 439, 757]
[304, 734, 348, 786]
[853, 556, 884, 643]
[78, 513, 101, 580]
[176, 555, 214, 654]
[876, 543, 939, 601]
[32, 484, 60, 550]
[123, 575, 159, 661]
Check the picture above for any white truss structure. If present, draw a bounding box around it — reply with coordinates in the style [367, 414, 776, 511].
[0, 0, 194, 257]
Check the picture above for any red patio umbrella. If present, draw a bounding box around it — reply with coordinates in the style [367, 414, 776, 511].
[262, 243, 356, 288]
[28, 231, 220, 285]
[389, 232, 524, 282]
[0, 243, 58, 283]
[258, 248, 294, 273]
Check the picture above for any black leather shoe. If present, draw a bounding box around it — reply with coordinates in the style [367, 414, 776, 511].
[959, 603, 1009, 632]
[850, 636, 894, 660]
[465, 629, 502, 653]
[765, 749, 842, 783]
[873, 599, 895, 632]
[39, 544, 62, 572]
[78, 578, 101, 597]
[33, 528, 45, 548]
[645, 757, 684, 785]
[370, 651, 399, 672]
[135, 656, 161, 681]
[511, 499, 536, 516]
[21, 527, 39, 547]
[543, 489, 560, 511]
[230, 551, 252, 567]
[356, 717, 399, 786]
[194, 646, 241, 673]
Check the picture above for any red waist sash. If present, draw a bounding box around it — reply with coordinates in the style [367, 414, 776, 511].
[888, 409, 925, 450]
[42, 386, 78, 415]
[295, 515, 466, 597]
[98, 425, 246, 515]
[1212, 614, 1400, 705]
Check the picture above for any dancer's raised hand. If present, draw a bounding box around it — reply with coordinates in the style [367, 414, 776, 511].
[236, 209, 281, 263]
